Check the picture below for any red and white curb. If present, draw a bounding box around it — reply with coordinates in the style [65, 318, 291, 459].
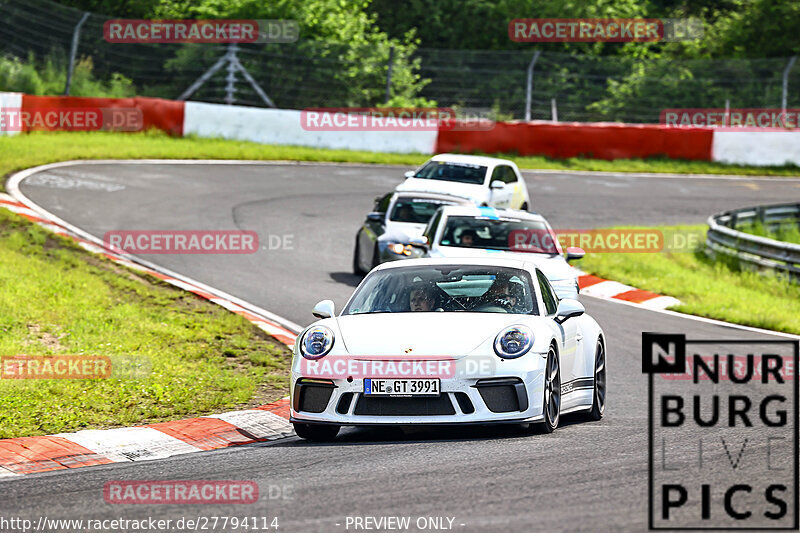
[573, 267, 680, 310]
[0, 399, 292, 477]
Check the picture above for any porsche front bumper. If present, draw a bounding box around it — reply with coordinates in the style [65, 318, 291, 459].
[290, 355, 547, 426]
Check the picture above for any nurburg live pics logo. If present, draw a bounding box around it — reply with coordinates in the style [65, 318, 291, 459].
[642, 332, 799, 530]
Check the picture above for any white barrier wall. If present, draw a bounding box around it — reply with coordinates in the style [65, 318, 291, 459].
[712, 131, 800, 166]
[0, 92, 22, 136]
[183, 101, 438, 154]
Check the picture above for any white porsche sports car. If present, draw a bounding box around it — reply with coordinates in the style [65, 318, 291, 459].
[290, 257, 606, 441]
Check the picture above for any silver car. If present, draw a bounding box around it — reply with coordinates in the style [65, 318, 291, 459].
[353, 192, 473, 275]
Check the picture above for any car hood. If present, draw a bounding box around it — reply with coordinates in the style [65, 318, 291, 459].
[396, 178, 485, 203]
[335, 312, 522, 356]
[432, 247, 575, 281]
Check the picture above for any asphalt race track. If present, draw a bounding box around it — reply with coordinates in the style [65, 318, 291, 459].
[3, 162, 800, 531]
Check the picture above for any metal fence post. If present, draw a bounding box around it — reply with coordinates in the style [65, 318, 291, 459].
[524, 50, 541, 121]
[64, 12, 90, 95]
[551, 98, 558, 122]
[225, 44, 238, 105]
[385, 46, 395, 104]
[782, 56, 797, 112]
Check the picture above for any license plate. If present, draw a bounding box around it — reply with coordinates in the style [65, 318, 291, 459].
[364, 378, 440, 397]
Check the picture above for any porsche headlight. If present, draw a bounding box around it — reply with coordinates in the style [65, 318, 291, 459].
[300, 325, 335, 359]
[493, 326, 533, 359]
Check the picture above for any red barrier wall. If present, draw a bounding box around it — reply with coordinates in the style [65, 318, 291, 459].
[20, 95, 185, 136]
[437, 121, 714, 161]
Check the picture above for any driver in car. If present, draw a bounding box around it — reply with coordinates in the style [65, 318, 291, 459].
[482, 277, 523, 312]
[459, 229, 477, 247]
[409, 285, 436, 312]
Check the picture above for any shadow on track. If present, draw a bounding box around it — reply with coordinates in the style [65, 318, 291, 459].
[329, 271, 361, 287]
[271, 413, 596, 448]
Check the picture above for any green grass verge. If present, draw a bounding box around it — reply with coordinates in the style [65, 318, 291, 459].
[0, 209, 291, 439]
[1, 131, 800, 185]
[574, 225, 800, 335]
[737, 220, 800, 245]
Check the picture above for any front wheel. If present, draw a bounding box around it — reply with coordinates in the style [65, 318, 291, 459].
[585, 340, 606, 421]
[293, 422, 340, 442]
[539, 346, 561, 433]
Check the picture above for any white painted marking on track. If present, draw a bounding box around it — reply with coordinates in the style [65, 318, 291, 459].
[0, 466, 20, 478]
[636, 295, 682, 310]
[579, 280, 633, 298]
[207, 410, 293, 440]
[57, 427, 201, 463]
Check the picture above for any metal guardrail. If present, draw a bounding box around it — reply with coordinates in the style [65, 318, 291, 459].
[706, 202, 800, 281]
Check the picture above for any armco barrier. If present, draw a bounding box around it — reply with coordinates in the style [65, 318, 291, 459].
[4, 92, 800, 165]
[20, 95, 185, 136]
[182, 102, 438, 154]
[706, 203, 800, 281]
[712, 130, 800, 166]
[0, 91, 22, 136]
[436, 121, 714, 161]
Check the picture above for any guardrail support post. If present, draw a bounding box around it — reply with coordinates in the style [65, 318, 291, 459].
[524, 50, 541, 122]
[782, 56, 797, 113]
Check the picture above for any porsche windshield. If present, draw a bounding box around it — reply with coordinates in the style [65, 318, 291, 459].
[439, 216, 561, 255]
[413, 162, 487, 185]
[343, 265, 538, 315]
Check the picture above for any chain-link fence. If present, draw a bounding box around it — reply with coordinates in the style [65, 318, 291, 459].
[1, 0, 798, 123]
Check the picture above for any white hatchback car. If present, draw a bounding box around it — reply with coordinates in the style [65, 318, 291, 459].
[396, 154, 531, 211]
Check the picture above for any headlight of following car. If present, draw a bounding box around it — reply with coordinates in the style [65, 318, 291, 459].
[301, 325, 335, 359]
[493, 325, 533, 359]
[387, 242, 422, 257]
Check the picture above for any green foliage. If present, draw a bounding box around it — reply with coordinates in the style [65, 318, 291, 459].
[738, 219, 800, 245]
[575, 224, 800, 334]
[0, 53, 135, 97]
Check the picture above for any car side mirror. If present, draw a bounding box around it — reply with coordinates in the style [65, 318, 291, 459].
[566, 246, 585, 262]
[312, 299, 335, 319]
[408, 235, 429, 250]
[490, 180, 505, 189]
[366, 212, 383, 222]
[404, 170, 415, 179]
[554, 298, 584, 324]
